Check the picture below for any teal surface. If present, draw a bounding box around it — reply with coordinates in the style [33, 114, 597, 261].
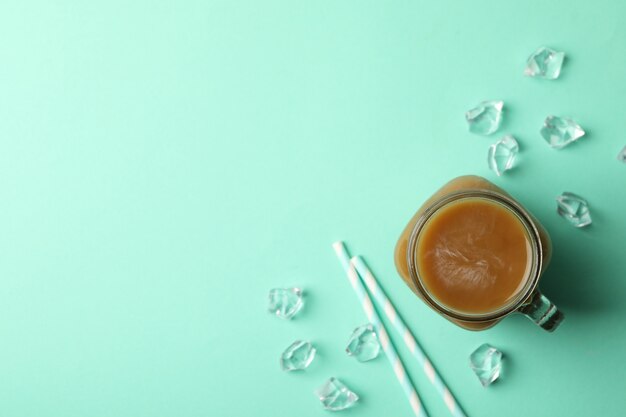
[1, 1, 625, 416]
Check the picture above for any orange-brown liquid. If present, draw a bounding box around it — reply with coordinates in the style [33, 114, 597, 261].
[416, 198, 532, 315]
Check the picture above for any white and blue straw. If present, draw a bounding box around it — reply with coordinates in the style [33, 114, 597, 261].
[351, 255, 467, 417]
[332, 241, 427, 417]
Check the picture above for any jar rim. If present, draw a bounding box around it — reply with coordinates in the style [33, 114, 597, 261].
[406, 189, 543, 322]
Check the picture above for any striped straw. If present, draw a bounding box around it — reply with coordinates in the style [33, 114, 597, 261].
[332, 241, 428, 417]
[351, 255, 467, 417]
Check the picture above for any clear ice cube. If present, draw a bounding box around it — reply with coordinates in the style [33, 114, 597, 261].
[469, 343, 502, 387]
[280, 340, 316, 371]
[487, 135, 519, 176]
[524, 46, 565, 79]
[268, 288, 303, 319]
[556, 192, 592, 228]
[466, 100, 503, 135]
[540, 115, 585, 149]
[345, 324, 380, 362]
[315, 378, 359, 411]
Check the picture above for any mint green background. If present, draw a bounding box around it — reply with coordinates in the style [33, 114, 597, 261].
[1, 1, 625, 416]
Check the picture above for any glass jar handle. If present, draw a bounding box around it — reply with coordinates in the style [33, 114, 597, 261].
[518, 290, 564, 332]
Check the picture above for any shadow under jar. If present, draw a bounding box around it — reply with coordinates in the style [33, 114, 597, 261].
[394, 176, 564, 331]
